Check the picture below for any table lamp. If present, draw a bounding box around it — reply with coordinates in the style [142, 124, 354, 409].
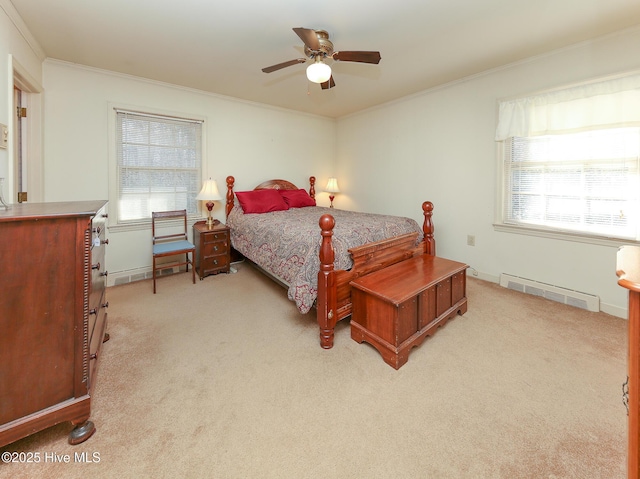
[325, 177, 340, 208]
[196, 178, 222, 228]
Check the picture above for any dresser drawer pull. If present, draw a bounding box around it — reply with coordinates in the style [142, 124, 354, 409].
[90, 352, 98, 360]
[102, 238, 109, 245]
[102, 301, 109, 308]
[89, 308, 97, 315]
[92, 226, 101, 234]
[91, 262, 100, 270]
[100, 271, 108, 277]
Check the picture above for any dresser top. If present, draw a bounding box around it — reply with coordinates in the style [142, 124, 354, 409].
[618, 245, 640, 293]
[0, 200, 107, 222]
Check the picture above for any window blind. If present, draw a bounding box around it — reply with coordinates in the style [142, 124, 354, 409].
[504, 128, 640, 240]
[116, 110, 202, 223]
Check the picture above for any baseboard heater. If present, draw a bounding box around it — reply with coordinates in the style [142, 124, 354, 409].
[499, 274, 600, 312]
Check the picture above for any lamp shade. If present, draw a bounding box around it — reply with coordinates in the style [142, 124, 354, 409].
[325, 177, 340, 193]
[306, 59, 332, 84]
[196, 179, 222, 201]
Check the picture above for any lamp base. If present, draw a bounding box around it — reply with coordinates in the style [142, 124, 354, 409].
[205, 201, 220, 228]
[329, 195, 335, 208]
[206, 215, 220, 228]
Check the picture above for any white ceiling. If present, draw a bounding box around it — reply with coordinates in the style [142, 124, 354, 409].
[8, 0, 640, 118]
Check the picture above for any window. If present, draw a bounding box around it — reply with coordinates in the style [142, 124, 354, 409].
[504, 129, 640, 239]
[496, 72, 640, 242]
[115, 110, 202, 224]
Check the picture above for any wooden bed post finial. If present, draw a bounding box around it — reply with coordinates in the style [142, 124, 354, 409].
[226, 176, 235, 218]
[318, 214, 337, 349]
[309, 176, 316, 199]
[422, 201, 435, 256]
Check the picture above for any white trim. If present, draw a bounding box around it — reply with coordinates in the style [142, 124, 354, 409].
[341, 25, 640, 121]
[7, 55, 44, 203]
[49, 58, 332, 121]
[0, 0, 46, 61]
[493, 222, 638, 248]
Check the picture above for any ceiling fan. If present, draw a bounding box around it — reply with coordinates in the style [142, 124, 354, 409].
[261, 27, 381, 90]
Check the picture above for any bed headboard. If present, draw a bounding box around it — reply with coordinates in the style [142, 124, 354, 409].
[225, 176, 316, 217]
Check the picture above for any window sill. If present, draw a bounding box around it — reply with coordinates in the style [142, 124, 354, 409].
[493, 223, 640, 248]
[107, 216, 208, 233]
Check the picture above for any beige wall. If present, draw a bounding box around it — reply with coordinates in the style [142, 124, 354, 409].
[3, 0, 639, 314]
[336, 27, 640, 317]
[41, 60, 336, 281]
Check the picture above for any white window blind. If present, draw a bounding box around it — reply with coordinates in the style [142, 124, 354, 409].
[505, 129, 640, 239]
[497, 72, 640, 242]
[116, 110, 202, 223]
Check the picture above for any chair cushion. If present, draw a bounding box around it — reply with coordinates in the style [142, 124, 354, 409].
[153, 240, 195, 255]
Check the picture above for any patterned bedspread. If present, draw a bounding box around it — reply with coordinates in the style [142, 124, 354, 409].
[227, 205, 423, 313]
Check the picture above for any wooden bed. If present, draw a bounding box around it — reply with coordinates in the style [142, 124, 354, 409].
[225, 175, 435, 349]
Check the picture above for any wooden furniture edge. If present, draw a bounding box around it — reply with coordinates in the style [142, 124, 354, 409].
[224, 176, 436, 350]
[617, 245, 640, 479]
[225, 175, 316, 217]
[317, 201, 435, 349]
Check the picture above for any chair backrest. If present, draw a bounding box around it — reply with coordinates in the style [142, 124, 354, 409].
[152, 210, 189, 245]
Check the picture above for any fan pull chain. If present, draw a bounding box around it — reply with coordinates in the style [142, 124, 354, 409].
[623, 376, 629, 415]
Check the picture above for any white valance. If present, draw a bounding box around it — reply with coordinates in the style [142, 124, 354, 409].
[495, 73, 640, 141]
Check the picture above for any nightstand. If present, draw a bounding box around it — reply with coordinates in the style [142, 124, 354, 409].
[193, 221, 230, 280]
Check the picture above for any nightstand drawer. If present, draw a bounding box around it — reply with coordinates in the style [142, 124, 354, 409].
[203, 239, 228, 256]
[203, 254, 229, 271]
[203, 231, 228, 243]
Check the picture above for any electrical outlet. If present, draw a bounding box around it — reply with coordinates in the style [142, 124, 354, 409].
[467, 235, 475, 246]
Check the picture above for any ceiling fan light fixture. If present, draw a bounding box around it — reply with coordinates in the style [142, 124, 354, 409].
[306, 57, 331, 84]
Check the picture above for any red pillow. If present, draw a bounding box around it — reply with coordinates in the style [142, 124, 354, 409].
[235, 189, 289, 214]
[279, 189, 316, 208]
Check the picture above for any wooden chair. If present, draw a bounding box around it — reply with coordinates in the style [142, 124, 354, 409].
[152, 210, 196, 293]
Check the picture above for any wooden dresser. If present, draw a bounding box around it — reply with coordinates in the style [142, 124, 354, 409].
[617, 245, 640, 479]
[0, 200, 109, 447]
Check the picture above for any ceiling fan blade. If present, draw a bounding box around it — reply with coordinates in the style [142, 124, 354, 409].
[333, 51, 381, 64]
[262, 58, 306, 73]
[321, 76, 336, 90]
[293, 27, 321, 51]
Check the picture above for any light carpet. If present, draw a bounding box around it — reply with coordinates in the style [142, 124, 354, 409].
[0, 261, 628, 478]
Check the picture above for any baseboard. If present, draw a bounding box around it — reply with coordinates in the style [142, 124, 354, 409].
[108, 266, 184, 287]
[500, 273, 599, 312]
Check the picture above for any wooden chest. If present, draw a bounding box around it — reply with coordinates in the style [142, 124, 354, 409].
[350, 254, 468, 369]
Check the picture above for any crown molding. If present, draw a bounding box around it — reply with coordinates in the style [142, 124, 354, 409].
[0, 0, 46, 61]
